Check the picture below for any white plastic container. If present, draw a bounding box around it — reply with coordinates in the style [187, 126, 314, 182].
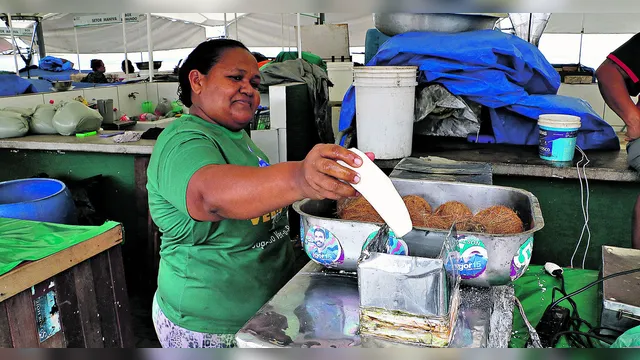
[353, 66, 418, 159]
[537, 114, 582, 163]
[327, 62, 354, 102]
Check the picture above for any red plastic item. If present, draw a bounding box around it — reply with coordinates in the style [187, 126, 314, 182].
[49, 100, 54, 104]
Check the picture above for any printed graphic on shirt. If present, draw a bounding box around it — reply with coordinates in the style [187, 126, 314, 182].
[304, 226, 345, 267]
[251, 224, 291, 250]
[247, 144, 270, 168]
[250, 207, 285, 226]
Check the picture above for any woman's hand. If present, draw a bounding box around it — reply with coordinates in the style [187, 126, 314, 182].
[295, 144, 375, 200]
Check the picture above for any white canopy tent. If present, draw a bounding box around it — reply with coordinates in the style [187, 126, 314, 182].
[544, 13, 640, 34]
[23, 13, 207, 53]
[3, 12, 640, 74]
[9, 13, 374, 53]
[3, 13, 640, 55]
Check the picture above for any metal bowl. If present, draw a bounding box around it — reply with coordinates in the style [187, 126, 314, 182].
[373, 13, 505, 36]
[136, 61, 162, 71]
[293, 177, 544, 287]
[51, 80, 72, 91]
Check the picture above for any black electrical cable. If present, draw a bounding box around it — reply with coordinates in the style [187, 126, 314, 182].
[550, 267, 640, 310]
[544, 268, 640, 348]
[551, 331, 615, 347]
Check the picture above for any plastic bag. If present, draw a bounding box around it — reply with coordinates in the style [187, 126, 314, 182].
[30, 104, 58, 134]
[155, 98, 172, 117]
[610, 325, 640, 348]
[52, 100, 103, 136]
[3, 106, 34, 118]
[0, 110, 29, 139]
[414, 84, 481, 137]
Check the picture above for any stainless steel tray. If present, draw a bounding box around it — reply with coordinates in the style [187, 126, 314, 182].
[293, 178, 544, 286]
[235, 262, 514, 348]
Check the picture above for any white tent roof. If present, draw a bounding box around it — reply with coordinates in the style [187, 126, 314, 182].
[545, 13, 640, 34]
[3, 13, 207, 53]
[5, 13, 640, 55]
[152, 13, 248, 26]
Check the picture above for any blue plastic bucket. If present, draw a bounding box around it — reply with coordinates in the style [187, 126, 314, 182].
[538, 114, 582, 162]
[0, 178, 78, 224]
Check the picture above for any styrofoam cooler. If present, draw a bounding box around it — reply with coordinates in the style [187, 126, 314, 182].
[353, 66, 418, 159]
[327, 62, 354, 102]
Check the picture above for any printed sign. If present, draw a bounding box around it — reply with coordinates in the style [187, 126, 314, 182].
[0, 28, 33, 37]
[455, 235, 488, 280]
[362, 229, 409, 256]
[34, 290, 61, 343]
[304, 226, 345, 266]
[510, 237, 534, 281]
[73, 13, 141, 27]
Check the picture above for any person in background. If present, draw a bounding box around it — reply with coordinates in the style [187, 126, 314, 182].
[82, 59, 108, 83]
[146, 38, 373, 348]
[251, 51, 271, 69]
[595, 33, 640, 249]
[122, 59, 135, 74]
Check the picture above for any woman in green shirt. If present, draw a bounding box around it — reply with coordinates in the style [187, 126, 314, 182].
[147, 39, 373, 348]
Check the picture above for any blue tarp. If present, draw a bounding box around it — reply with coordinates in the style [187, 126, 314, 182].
[0, 74, 36, 96]
[38, 56, 74, 72]
[340, 29, 620, 151]
[19, 68, 90, 82]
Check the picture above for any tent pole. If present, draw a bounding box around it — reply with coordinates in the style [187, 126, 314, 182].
[7, 13, 19, 74]
[296, 13, 302, 59]
[578, 14, 585, 65]
[35, 17, 46, 59]
[234, 13, 238, 40]
[223, 13, 227, 38]
[281, 13, 284, 52]
[147, 13, 154, 82]
[73, 25, 81, 71]
[122, 13, 128, 75]
[288, 14, 291, 52]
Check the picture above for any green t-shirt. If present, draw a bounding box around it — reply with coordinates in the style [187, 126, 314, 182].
[146, 114, 294, 334]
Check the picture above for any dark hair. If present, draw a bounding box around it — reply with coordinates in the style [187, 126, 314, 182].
[251, 52, 268, 63]
[121, 59, 135, 73]
[177, 39, 250, 107]
[90, 59, 103, 71]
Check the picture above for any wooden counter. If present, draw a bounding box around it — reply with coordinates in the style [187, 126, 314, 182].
[0, 133, 155, 155]
[374, 136, 639, 183]
[0, 224, 133, 348]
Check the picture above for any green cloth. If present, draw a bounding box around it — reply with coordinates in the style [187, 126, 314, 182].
[510, 265, 600, 348]
[611, 325, 640, 348]
[0, 217, 121, 276]
[81, 71, 108, 83]
[267, 51, 327, 72]
[146, 114, 295, 334]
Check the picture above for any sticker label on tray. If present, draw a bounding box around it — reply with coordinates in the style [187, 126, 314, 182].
[454, 235, 488, 280]
[304, 226, 345, 266]
[362, 229, 409, 256]
[510, 237, 534, 281]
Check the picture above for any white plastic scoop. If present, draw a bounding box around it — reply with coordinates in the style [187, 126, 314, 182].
[337, 148, 413, 238]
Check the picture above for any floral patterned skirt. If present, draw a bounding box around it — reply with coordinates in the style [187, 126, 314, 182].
[152, 292, 237, 348]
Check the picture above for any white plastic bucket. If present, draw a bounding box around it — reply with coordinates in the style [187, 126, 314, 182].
[327, 62, 354, 102]
[353, 66, 418, 159]
[537, 114, 582, 162]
